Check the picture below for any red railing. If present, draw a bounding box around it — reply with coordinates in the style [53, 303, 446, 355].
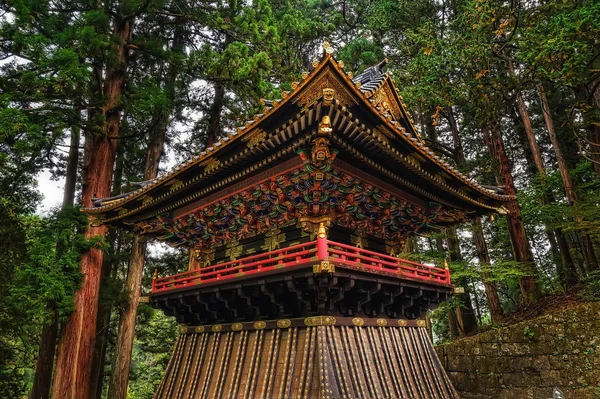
[327, 241, 450, 284]
[151, 239, 451, 293]
[152, 241, 317, 293]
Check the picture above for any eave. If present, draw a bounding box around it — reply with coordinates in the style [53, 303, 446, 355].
[82, 45, 513, 227]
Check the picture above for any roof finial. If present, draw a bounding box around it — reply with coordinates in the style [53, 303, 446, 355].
[322, 41, 334, 55]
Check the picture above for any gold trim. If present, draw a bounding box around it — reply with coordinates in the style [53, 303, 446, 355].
[313, 260, 335, 274]
[398, 319, 408, 327]
[377, 318, 388, 326]
[276, 319, 291, 328]
[416, 319, 427, 328]
[195, 326, 205, 333]
[199, 158, 221, 173]
[232, 323, 243, 331]
[243, 128, 267, 149]
[352, 317, 365, 326]
[212, 324, 223, 332]
[253, 321, 267, 330]
[304, 316, 336, 326]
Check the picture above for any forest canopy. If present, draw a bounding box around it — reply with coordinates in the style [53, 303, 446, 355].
[1, 0, 599, 398]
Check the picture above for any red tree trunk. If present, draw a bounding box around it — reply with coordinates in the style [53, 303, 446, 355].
[483, 120, 539, 306]
[51, 16, 132, 399]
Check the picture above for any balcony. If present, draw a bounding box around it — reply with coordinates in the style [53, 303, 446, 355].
[151, 239, 451, 294]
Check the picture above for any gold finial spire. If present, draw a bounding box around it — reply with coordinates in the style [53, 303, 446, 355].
[317, 222, 327, 239]
[153, 268, 158, 280]
[444, 259, 449, 270]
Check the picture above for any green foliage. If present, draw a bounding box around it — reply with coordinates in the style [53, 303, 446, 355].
[8, 206, 97, 323]
[127, 307, 179, 399]
[579, 271, 600, 302]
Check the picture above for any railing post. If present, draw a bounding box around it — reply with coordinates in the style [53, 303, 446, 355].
[314, 222, 335, 274]
[316, 222, 328, 261]
[152, 268, 157, 293]
[444, 259, 451, 284]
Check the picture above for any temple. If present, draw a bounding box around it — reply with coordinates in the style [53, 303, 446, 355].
[85, 43, 512, 398]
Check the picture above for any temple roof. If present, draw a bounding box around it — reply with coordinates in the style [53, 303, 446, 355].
[83, 43, 511, 238]
[153, 319, 458, 399]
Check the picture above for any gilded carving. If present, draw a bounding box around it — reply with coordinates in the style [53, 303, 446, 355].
[225, 240, 243, 261]
[351, 233, 367, 249]
[352, 317, 365, 326]
[195, 326, 205, 333]
[212, 324, 223, 332]
[168, 179, 184, 192]
[180, 326, 188, 333]
[243, 129, 267, 149]
[194, 248, 215, 267]
[322, 88, 335, 106]
[292, 70, 357, 110]
[311, 137, 331, 164]
[416, 319, 427, 328]
[386, 239, 407, 258]
[199, 158, 221, 173]
[253, 321, 266, 330]
[298, 215, 333, 240]
[384, 84, 403, 119]
[225, 243, 243, 261]
[377, 318, 388, 326]
[232, 323, 243, 331]
[89, 214, 106, 227]
[313, 260, 334, 274]
[397, 319, 408, 327]
[141, 195, 153, 206]
[318, 115, 332, 136]
[304, 316, 336, 326]
[277, 319, 291, 328]
[261, 229, 286, 252]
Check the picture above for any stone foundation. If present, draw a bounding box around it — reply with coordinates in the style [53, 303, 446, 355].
[435, 302, 600, 399]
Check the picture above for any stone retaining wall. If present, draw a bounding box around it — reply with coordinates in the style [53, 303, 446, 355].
[435, 302, 600, 399]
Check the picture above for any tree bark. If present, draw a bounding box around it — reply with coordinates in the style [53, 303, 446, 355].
[206, 82, 225, 148]
[51, 15, 132, 399]
[89, 140, 125, 399]
[30, 119, 81, 399]
[446, 109, 503, 322]
[30, 315, 59, 399]
[446, 228, 478, 335]
[471, 218, 503, 323]
[513, 95, 578, 284]
[107, 235, 146, 399]
[107, 15, 182, 398]
[538, 82, 598, 273]
[445, 107, 465, 166]
[483, 120, 540, 306]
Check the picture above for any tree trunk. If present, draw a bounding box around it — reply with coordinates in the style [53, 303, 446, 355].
[446, 228, 478, 335]
[483, 120, 539, 306]
[539, 82, 598, 273]
[446, 109, 503, 321]
[30, 120, 81, 399]
[51, 16, 132, 399]
[445, 107, 465, 166]
[89, 137, 125, 399]
[471, 218, 503, 323]
[107, 16, 182, 398]
[206, 82, 225, 148]
[107, 235, 146, 399]
[30, 314, 59, 399]
[513, 97, 578, 284]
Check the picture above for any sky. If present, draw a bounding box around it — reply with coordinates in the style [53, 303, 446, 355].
[37, 170, 66, 215]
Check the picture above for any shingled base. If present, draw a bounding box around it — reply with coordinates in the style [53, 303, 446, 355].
[153, 318, 458, 399]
